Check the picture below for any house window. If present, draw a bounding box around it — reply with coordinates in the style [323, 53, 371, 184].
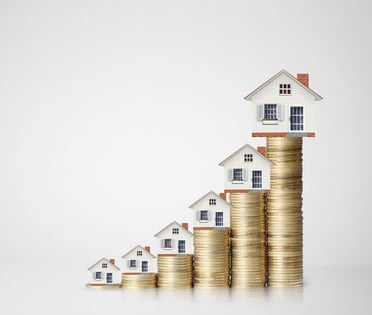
[137, 251, 142, 256]
[233, 168, 243, 181]
[200, 210, 209, 221]
[252, 170, 262, 189]
[244, 154, 253, 162]
[264, 104, 277, 120]
[102, 263, 107, 268]
[209, 198, 216, 205]
[95, 271, 102, 279]
[279, 84, 291, 95]
[129, 260, 137, 268]
[172, 228, 179, 234]
[164, 239, 172, 248]
[178, 240, 186, 254]
[215, 212, 223, 227]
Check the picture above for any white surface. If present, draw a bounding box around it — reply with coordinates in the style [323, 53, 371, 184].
[1, 265, 371, 315]
[1, 0, 372, 313]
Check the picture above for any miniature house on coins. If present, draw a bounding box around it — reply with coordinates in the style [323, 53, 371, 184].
[121, 245, 156, 274]
[154, 221, 193, 255]
[218, 144, 273, 195]
[189, 190, 231, 229]
[244, 69, 322, 138]
[86, 258, 121, 287]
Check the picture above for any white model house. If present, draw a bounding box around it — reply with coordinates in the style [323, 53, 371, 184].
[219, 144, 274, 193]
[154, 221, 193, 255]
[121, 245, 157, 274]
[244, 69, 322, 137]
[87, 257, 121, 287]
[189, 191, 231, 229]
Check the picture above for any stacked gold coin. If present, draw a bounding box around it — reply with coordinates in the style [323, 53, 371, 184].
[193, 228, 230, 287]
[157, 255, 193, 288]
[266, 137, 303, 287]
[229, 192, 266, 288]
[121, 273, 157, 288]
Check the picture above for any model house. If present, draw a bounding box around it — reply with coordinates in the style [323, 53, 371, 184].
[189, 191, 231, 229]
[87, 257, 121, 287]
[121, 245, 157, 274]
[244, 69, 322, 137]
[154, 221, 193, 255]
[219, 144, 273, 193]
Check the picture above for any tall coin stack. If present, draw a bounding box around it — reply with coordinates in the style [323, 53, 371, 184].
[157, 255, 193, 288]
[193, 228, 230, 288]
[266, 137, 303, 287]
[229, 192, 266, 288]
[121, 273, 157, 288]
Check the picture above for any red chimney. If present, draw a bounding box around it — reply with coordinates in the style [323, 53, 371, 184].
[182, 223, 189, 231]
[297, 73, 309, 87]
[145, 246, 151, 253]
[109, 259, 115, 265]
[219, 192, 226, 200]
[257, 146, 266, 156]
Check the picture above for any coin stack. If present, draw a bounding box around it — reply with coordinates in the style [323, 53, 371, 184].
[193, 228, 230, 288]
[157, 255, 193, 288]
[121, 273, 157, 288]
[229, 192, 266, 288]
[266, 137, 303, 287]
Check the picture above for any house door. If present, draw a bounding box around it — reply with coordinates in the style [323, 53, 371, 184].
[178, 240, 186, 254]
[106, 273, 113, 284]
[215, 212, 223, 227]
[290, 106, 304, 131]
[141, 261, 148, 272]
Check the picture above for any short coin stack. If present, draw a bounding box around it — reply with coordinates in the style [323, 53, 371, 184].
[193, 228, 230, 287]
[229, 192, 266, 288]
[121, 273, 157, 288]
[157, 255, 193, 288]
[266, 137, 303, 287]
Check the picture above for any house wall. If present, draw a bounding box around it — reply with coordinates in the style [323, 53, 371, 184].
[122, 248, 156, 273]
[223, 150, 271, 191]
[192, 193, 231, 228]
[88, 264, 121, 285]
[250, 73, 316, 135]
[156, 225, 193, 255]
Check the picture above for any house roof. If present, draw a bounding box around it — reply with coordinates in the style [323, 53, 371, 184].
[243, 69, 323, 101]
[154, 220, 193, 238]
[218, 143, 274, 167]
[87, 257, 120, 271]
[121, 245, 156, 259]
[189, 190, 230, 209]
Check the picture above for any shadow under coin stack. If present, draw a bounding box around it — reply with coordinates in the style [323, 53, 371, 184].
[193, 228, 230, 288]
[229, 192, 266, 288]
[266, 137, 303, 287]
[157, 255, 193, 288]
[121, 273, 157, 288]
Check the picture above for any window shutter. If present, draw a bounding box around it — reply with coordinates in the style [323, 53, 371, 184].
[277, 104, 284, 120]
[257, 104, 264, 120]
[196, 210, 200, 221]
[93, 272, 96, 279]
[127, 260, 131, 268]
[161, 239, 165, 248]
[242, 169, 248, 181]
[227, 169, 233, 181]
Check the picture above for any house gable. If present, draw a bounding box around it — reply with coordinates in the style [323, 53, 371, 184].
[87, 257, 120, 272]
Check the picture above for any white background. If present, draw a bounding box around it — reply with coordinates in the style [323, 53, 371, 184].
[1, 0, 371, 314]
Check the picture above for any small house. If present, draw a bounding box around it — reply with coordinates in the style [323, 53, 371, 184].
[154, 221, 193, 255]
[244, 69, 323, 137]
[121, 245, 157, 274]
[87, 257, 121, 287]
[219, 144, 273, 193]
[189, 191, 231, 229]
